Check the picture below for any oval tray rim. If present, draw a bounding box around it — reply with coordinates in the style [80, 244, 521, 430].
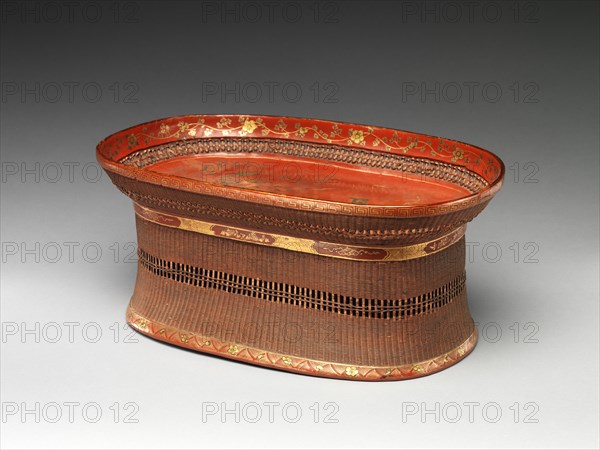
[96, 114, 505, 217]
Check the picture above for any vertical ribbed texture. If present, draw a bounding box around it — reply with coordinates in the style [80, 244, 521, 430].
[129, 217, 473, 367]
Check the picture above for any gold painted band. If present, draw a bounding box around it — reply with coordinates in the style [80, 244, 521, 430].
[127, 305, 478, 381]
[134, 203, 466, 262]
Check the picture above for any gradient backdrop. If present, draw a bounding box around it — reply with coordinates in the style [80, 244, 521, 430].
[1, 1, 599, 449]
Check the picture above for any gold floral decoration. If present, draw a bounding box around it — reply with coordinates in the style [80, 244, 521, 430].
[240, 119, 258, 135]
[127, 134, 138, 148]
[274, 119, 287, 132]
[345, 366, 359, 377]
[228, 345, 240, 356]
[217, 117, 232, 128]
[349, 129, 365, 145]
[177, 121, 190, 135]
[111, 115, 499, 180]
[158, 123, 170, 137]
[412, 364, 424, 373]
[452, 147, 464, 162]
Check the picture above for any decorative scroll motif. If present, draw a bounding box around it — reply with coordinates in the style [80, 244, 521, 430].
[119, 137, 488, 194]
[137, 247, 466, 319]
[99, 115, 504, 219]
[134, 204, 466, 262]
[100, 115, 502, 183]
[127, 306, 477, 381]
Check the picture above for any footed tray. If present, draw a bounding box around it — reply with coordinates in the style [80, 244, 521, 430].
[97, 114, 504, 380]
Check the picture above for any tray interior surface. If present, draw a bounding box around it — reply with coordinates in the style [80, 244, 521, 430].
[146, 153, 472, 206]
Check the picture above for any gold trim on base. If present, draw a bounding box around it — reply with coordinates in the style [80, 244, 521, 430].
[127, 306, 477, 381]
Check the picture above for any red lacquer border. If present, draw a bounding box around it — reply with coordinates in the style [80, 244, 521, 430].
[97, 114, 504, 217]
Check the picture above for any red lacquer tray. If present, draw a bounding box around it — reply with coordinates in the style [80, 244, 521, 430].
[97, 114, 504, 380]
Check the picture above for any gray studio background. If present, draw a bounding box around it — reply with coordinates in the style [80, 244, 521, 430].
[1, 1, 598, 449]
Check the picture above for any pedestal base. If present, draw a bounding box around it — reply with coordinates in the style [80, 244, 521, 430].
[127, 305, 477, 381]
